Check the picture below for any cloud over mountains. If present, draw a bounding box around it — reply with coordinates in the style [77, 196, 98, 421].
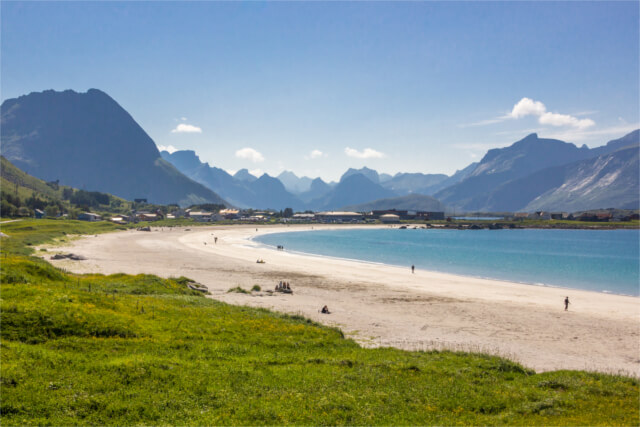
[508, 98, 595, 129]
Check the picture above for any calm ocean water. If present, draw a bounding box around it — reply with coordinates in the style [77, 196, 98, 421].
[254, 228, 640, 296]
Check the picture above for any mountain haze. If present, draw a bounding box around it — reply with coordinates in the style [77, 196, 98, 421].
[340, 167, 381, 184]
[343, 193, 446, 212]
[381, 172, 449, 195]
[277, 171, 313, 194]
[161, 150, 305, 210]
[234, 169, 258, 183]
[309, 174, 396, 211]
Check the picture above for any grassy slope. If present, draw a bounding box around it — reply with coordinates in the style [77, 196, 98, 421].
[1, 155, 66, 201]
[1, 155, 132, 214]
[1, 220, 638, 425]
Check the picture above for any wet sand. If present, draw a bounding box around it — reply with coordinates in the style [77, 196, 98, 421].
[44, 224, 640, 375]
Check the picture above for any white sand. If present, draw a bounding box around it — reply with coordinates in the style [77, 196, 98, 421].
[44, 224, 640, 375]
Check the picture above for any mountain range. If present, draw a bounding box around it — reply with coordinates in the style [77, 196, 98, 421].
[1, 89, 638, 212]
[434, 131, 639, 212]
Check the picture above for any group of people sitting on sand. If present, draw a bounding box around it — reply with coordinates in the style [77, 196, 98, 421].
[256, 259, 266, 264]
[275, 281, 292, 293]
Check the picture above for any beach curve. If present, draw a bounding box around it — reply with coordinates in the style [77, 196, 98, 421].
[44, 223, 640, 375]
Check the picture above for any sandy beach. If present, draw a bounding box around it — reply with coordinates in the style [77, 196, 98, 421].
[44, 224, 640, 375]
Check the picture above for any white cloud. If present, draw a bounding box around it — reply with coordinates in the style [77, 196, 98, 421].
[249, 169, 263, 177]
[508, 97, 595, 129]
[305, 149, 327, 160]
[225, 169, 237, 176]
[464, 97, 596, 130]
[539, 112, 595, 129]
[344, 147, 386, 159]
[235, 147, 264, 163]
[171, 123, 202, 133]
[157, 144, 178, 153]
[180, 117, 187, 121]
[508, 97, 546, 118]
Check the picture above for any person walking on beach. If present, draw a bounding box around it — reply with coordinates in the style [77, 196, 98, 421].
[564, 296, 570, 311]
[411, 265, 415, 274]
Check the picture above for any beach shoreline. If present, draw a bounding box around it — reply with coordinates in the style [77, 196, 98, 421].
[250, 226, 639, 298]
[43, 223, 640, 375]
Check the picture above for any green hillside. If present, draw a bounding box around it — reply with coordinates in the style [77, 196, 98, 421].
[0, 219, 637, 425]
[1, 155, 66, 200]
[1, 156, 133, 218]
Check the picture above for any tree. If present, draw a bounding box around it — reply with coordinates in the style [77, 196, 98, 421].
[68, 208, 81, 219]
[283, 207, 294, 218]
[44, 205, 60, 218]
[17, 206, 32, 217]
[1, 200, 17, 218]
[62, 188, 74, 200]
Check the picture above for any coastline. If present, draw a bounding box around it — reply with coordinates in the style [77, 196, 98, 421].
[250, 226, 640, 297]
[44, 223, 640, 375]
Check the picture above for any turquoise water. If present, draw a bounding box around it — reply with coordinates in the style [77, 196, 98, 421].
[254, 228, 640, 296]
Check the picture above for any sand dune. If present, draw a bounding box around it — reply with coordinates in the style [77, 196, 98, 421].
[45, 224, 640, 375]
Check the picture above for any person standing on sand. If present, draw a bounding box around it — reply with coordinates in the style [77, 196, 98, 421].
[411, 265, 415, 274]
[564, 296, 570, 311]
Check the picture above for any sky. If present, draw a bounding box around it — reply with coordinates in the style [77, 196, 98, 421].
[2, 1, 639, 182]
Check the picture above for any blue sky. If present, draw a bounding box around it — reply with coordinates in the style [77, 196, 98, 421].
[2, 1, 638, 181]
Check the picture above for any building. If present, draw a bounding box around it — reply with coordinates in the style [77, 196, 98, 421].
[34, 209, 45, 219]
[291, 213, 315, 222]
[315, 211, 364, 223]
[219, 209, 240, 220]
[78, 212, 102, 221]
[371, 209, 409, 219]
[380, 214, 400, 224]
[189, 211, 213, 222]
[416, 211, 445, 221]
[136, 212, 160, 221]
[110, 215, 130, 224]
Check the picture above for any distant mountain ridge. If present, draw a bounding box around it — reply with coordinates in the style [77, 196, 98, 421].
[1, 89, 228, 207]
[161, 150, 305, 210]
[277, 171, 313, 194]
[307, 174, 397, 211]
[434, 132, 639, 211]
[164, 129, 638, 213]
[2, 88, 635, 213]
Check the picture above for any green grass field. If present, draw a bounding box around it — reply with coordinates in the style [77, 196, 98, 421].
[1, 220, 638, 425]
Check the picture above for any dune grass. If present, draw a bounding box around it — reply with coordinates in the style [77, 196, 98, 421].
[1, 220, 638, 425]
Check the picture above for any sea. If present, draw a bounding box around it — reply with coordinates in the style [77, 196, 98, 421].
[254, 228, 640, 296]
